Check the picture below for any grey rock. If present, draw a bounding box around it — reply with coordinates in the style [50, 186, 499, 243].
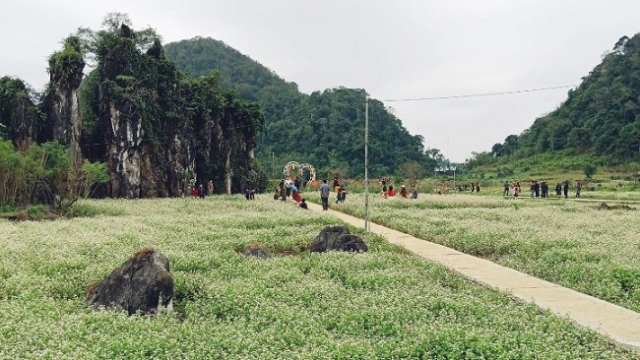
[243, 243, 271, 259]
[310, 226, 368, 253]
[86, 248, 174, 315]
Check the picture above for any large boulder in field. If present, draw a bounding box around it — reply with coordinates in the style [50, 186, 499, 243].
[243, 243, 271, 259]
[86, 248, 174, 315]
[310, 225, 368, 253]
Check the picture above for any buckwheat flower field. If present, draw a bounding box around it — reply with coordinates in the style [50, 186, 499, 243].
[0, 196, 635, 359]
[333, 193, 640, 313]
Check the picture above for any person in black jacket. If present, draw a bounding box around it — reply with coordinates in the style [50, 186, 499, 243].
[563, 181, 569, 199]
[541, 181, 549, 198]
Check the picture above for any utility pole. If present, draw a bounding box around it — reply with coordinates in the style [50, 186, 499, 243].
[364, 96, 370, 232]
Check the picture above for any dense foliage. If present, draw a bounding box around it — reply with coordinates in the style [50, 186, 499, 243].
[0, 77, 44, 150]
[0, 140, 108, 212]
[471, 33, 640, 170]
[165, 38, 439, 178]
[1, 13, 268, 199]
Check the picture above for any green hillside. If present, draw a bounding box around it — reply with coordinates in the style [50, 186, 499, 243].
[164, 38, 438, 178]
[469, 34, 640, 175]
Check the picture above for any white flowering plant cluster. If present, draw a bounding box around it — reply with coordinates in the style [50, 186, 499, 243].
[331, 193, 640, 313]
[0, 196, 634, 359]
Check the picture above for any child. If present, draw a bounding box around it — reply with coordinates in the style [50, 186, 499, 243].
[340, 185, 348, 203]
[335, 185, 348, 204]
[400, 185, 408, 198]
[300, 198, 308, 209]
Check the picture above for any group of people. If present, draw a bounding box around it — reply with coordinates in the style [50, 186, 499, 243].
[274, 176, 303, 203]
[332, 177, 349, 204]
[190, 180, 215, 199]
[316, 178, 349, 210]
[504, 180, 583, 199]
[272, 176, 320, 210]
[468, 183, 481, 192]
[244, 188, 256, 201]
[380, 178, 419, 200]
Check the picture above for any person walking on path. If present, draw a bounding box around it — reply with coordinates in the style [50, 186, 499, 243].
[575, 181, 582, 199]
[198, 184, 206, 199]
[555, 182, 562, 198]
[319, 179, 330, 210]
[411, 185, 418, 200]
[563, 180, 569, 199]
[503, 181, 510, 197]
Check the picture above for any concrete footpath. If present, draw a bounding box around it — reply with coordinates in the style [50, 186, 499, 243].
[308, 202, 640, 352]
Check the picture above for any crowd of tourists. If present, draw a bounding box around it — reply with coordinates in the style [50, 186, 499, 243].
[271, 176, 340, 210]
[189, 175, 586, 207]
[503, 180, 583, 199]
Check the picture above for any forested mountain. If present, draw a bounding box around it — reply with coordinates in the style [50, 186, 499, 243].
[165, 37, 438, 178]
[1, 14, 265, 200]
[473, 34, 640, 168]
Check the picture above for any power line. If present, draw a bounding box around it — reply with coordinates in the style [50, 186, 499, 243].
[383, 84, 576, 102]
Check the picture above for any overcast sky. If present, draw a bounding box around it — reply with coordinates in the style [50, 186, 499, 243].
[1, 1, 639, 161]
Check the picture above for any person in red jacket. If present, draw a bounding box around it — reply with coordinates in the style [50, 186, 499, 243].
[388, 185, 397, 197]
[400, 185, 408, 198]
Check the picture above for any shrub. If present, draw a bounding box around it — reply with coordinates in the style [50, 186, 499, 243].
[583, 162, 597, 179]
[0, 141, 109, 213]
[26, 204, 48, 220]
[0, 203, 14, 213]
